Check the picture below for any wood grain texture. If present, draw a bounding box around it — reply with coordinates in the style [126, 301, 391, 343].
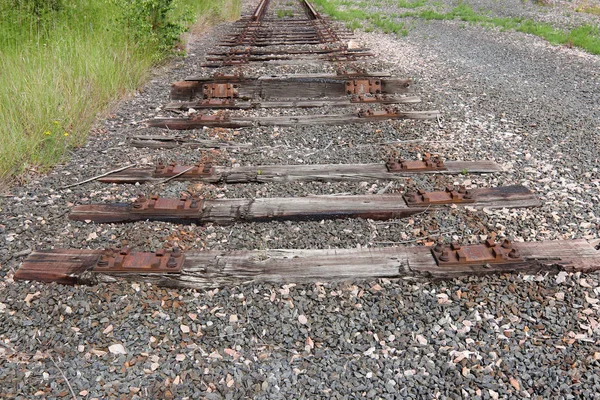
[147, 111, 439, 130]
[128, 136, 252, 150]
[175, 75, 413, 101]
[164, 95, 421, 110]
[14, 240, 600, 288]
[98, 161, 504, 184]
[68, 186, 539, 224]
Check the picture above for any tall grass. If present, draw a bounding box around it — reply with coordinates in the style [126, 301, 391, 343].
[0, 0, 240, 181]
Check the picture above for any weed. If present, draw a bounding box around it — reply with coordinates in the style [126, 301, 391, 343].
[0, 0, 241, 180]
[576, 2, 600, 16]
[276, 9, 294, 18]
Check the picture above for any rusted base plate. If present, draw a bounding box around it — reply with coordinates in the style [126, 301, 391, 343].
[95, 248, 184, 273]
[404, 187, 475, 205]
[431, 240, 523, 267]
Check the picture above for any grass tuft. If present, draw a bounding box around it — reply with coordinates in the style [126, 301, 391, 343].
[0, 0, 240, 181]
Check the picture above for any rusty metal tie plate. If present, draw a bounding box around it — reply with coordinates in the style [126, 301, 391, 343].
[190, 113, 230, 123]
[203, 83, 238, 99]
[345, 79, 382, 95]
[350, 94, 386, 103]
[431, 238, 523, 267]
[94, 247, 184, 273]
[386, 154, 447, 172]
[357, 108, 401, 119]
[154, 162, 214, 178]
[198, 99, 236, 107]
[403, 186, 475, 205]
[132, 194, 203, 217]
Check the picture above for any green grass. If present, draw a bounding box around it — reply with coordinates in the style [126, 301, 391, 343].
[277, 9, 295, 18]
[576, 2, 600, 15]
[0, 0, 240, 181]
[310, 0, 407, 35]
[311, 0, 600, 55]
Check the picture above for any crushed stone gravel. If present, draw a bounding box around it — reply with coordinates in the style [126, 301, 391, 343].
[1, 0, 599, 398]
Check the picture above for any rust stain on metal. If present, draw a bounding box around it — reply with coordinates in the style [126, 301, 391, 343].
[386, 153, 447, 172]
[132, 194, 204, 217]
[356, 107, 408, 119]
[345, 79, 382, 95]
[94, 247, 184, 273]
[154, 162, 214, 178]
[403, 186, 475, 205]
[203, 83, 238, 99]
[431, 234, 523, 266]
[197, 99, 236, 107]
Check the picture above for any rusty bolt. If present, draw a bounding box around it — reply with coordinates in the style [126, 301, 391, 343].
[508, 248, 521, 259]
[172, 246, 182, 257]
[433, 241, 444, 253]
[405, 192, 418, 203]
[155, 249, 165, 257]
[133, 194, 145, 208]
[439, 248, 451, 262]
[501, 239, 512, 249]
[451, 242, 461, 251]
[458, 185, 467, 194]
[119, 247, 130, 256]
[463, 191, 473, 200]
[97, 257, 109, 267]
[167, 256, 178, 268]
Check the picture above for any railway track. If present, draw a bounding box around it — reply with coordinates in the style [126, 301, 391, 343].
[14, 0, 600, 288]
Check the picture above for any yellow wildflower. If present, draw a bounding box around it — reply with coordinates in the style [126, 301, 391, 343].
[44, 131, 51, 135]
[64, 132, 69, 137]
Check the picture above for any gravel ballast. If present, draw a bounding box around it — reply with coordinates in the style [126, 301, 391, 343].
[1, 0, 599, 398]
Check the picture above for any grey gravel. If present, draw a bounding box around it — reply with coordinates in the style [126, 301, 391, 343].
[1, 0, 600, 398]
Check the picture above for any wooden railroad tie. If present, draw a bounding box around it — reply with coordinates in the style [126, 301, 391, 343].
[68, 185, 539, 225]
[97, 157, 503, 184]
[14, 237, 600, 289]
[170, 73, 413, 101]
[164, 95, 420, 111]
[201, 0, 371, 67]
[147, 108, 439, 130]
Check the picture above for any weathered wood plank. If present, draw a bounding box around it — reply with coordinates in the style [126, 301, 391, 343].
[13, 250, 102, 285]
[164, 95, 420, 110]
[173, 75, 412, 100]
[14, 240, 600, 288]
[128, 136, 252, 150]
[185, 72, 393, 81]
[68, 186, 539, 225]
[98, 161, 504, 184]
[147, 111, 440, 130]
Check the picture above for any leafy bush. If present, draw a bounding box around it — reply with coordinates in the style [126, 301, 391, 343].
[113, 0, 185, 54]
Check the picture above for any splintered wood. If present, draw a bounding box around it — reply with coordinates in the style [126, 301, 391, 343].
[68, 186, 539, 224]
[15, 240, 600, 289]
